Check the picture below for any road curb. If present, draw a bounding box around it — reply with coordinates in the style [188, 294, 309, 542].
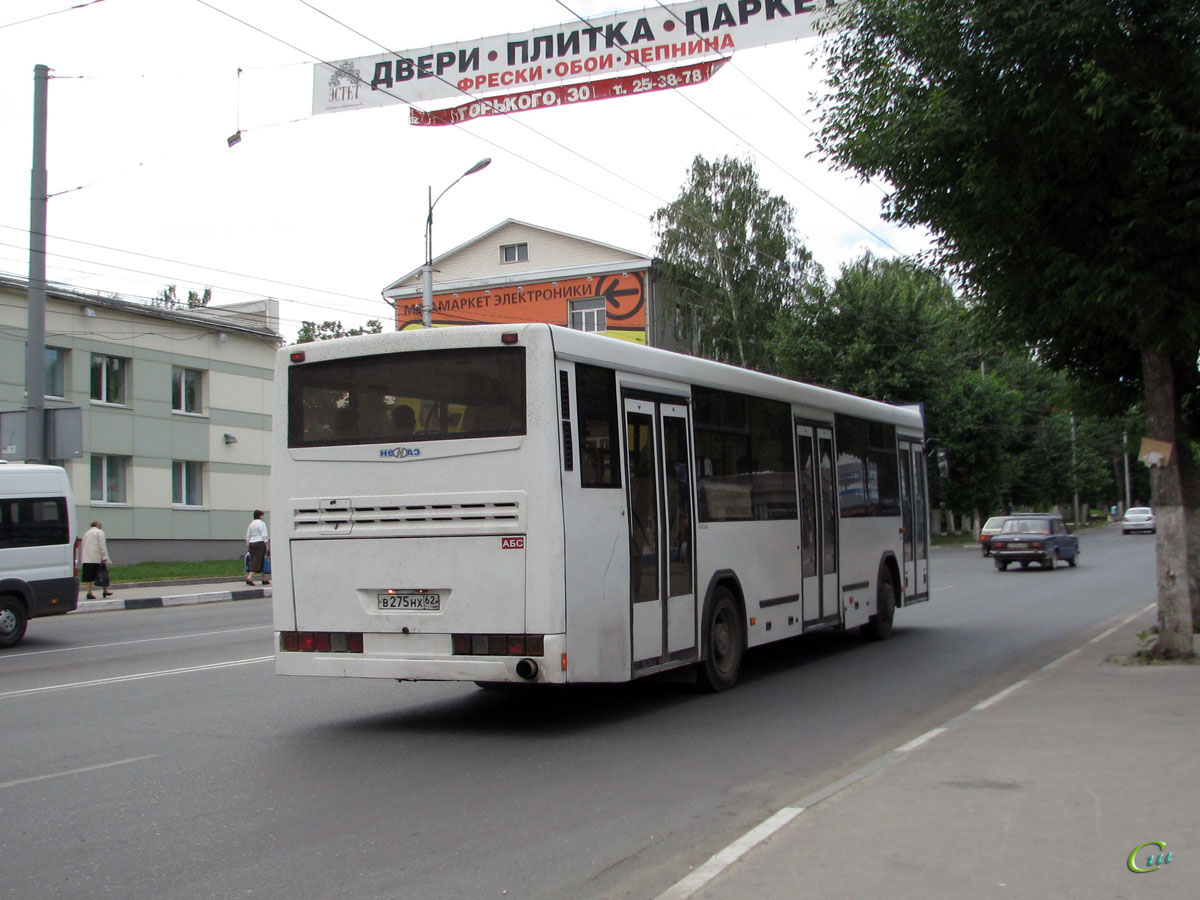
[73, 586, 271, 614]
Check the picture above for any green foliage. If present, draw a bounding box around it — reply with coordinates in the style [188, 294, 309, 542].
[652, 155, 819, 370]
[296, 319, 383, 343]
[108, 558, 244, 583]
[817, 0, 1200, 406]
[153, 285, 212, 309]
[930, 370, 1023, 516]
[771, 253, 967, 403]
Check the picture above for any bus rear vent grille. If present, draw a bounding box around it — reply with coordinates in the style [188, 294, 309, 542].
[293, 499, 521, 531]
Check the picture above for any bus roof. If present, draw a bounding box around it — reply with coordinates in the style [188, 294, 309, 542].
[280, 323, 925, 432]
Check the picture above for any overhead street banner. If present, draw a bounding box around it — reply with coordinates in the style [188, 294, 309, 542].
[314, 0, 833, 114]
[410, 59, 728, 126]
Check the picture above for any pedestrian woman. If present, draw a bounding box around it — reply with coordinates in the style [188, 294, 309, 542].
[80, 520, 114, 599]
[245, 509, 270, 586]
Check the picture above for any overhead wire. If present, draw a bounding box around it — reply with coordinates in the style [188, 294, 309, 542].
[256, 0, 889, 325]
[8, 0, 909, 339]
[0, 0, 109, 32]
[295, 0, 896, 263]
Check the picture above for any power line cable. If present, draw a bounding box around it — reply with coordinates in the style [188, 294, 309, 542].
[0, 0, 109, 31]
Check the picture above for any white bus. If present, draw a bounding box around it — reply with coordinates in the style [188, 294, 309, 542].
[272, 324, 928, 691]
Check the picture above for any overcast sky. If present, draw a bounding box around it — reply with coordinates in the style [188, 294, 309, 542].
[1, 0, 932, 341]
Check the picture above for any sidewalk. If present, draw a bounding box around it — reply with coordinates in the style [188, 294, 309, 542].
[74, 578, 271, 613]
[663, 607, 1198, 899]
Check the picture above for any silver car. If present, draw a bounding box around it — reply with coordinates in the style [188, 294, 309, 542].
[1122, 507, 1156, 534]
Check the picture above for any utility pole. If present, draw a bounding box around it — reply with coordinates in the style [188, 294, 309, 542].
[1123, 431, 1132, 511]
[1070, 413, 1080, 524]
[25, 64, 50, 463]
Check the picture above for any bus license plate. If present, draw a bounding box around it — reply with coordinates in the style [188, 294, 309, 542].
[378, 593, 440, 611]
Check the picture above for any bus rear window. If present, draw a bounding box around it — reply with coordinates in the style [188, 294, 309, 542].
[288, 347, 526, 448]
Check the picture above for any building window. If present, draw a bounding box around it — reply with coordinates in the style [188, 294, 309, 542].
[90, 354, 128, 405]
[172, 366, 204, 414]
[172, 460, 204, 506]
[500, 242, 528, 263]
[570, 297, 607, 333]
[90, 455, 129, 504]
[45, 347, 66, 398]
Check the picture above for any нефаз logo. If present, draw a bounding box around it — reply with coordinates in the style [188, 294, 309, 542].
[1127, 841, 1173, 873]
[379, 446, 420, 459]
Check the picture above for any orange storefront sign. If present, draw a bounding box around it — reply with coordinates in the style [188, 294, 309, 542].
[395, 271, 646, 339]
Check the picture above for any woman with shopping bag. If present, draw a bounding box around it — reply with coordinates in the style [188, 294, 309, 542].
[81, 520, 114, 599]
[245, 509, 270, 586]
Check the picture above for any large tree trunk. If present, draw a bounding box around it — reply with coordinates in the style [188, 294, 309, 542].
[1178, 428, 1200, 631]
[1141, 343, 1195, 658]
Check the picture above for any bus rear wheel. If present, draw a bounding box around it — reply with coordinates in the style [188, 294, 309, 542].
[697, 586, 744, 692]
[860, 566, 896, 641]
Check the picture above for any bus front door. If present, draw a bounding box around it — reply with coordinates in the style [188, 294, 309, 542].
[898, 438, 929, 604]
[796, 422, 840, 628]
[625, 397, 696, 674]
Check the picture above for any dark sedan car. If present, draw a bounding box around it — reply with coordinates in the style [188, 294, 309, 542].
[991, 515, 1079, 570]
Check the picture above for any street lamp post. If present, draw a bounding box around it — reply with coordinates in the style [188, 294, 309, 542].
[421, 157, 491, 328]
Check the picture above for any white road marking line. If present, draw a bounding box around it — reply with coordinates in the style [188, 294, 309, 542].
[653, 806, 806, 900]
[0, 655, 273, 699]
[1041, 648, 1082, 670]
[896, 727, 948, 752]
[1090, 605, 1154, 644]
[0, 755, 159, 790]
[973, 680, 1030, 711]
[0, 626, 271, 661]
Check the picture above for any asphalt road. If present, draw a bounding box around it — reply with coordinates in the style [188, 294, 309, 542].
[1, 526, 1155, 900]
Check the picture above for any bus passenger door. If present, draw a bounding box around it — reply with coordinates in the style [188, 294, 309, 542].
[624, 397, 696, 673]
[796, 422, 840, 627]
[898, 438, 929, 604]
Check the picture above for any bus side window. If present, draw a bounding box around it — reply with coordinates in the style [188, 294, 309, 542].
[575, 364, 620, 488]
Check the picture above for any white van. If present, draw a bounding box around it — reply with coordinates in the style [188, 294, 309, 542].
[0, 463, 79, 647]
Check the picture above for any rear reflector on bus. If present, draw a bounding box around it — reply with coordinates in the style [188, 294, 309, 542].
[452, 634, 544, 657]
[279, 631, 363, 653]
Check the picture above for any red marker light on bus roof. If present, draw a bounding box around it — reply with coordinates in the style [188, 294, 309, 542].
[501, 332, 518, 344]
[290, 351, 306, 363]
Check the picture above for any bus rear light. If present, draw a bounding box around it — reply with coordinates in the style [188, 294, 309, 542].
[279, 631, 363, 653]
[452, 634, 545, 657]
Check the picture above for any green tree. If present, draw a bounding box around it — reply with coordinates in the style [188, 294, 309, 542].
[772, 253, 1001, 523]
[153, 285, 211, 309]
[652, 154, 818, 370]
[816, 0, 1199, 655]
[934, 371, 1023, 520]
[772, 253, 967, 402]
[295, 319, 383, 343]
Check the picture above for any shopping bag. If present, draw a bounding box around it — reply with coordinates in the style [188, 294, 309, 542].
[262, 554, 272, 576]
[244, 552, 252, 572]
[94, 564, 110, 588]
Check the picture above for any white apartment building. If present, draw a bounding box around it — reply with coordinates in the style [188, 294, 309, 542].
[0, 275, 281, 563]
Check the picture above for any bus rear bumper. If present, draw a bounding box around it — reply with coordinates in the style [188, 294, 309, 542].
[274, 633, 566, 684]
